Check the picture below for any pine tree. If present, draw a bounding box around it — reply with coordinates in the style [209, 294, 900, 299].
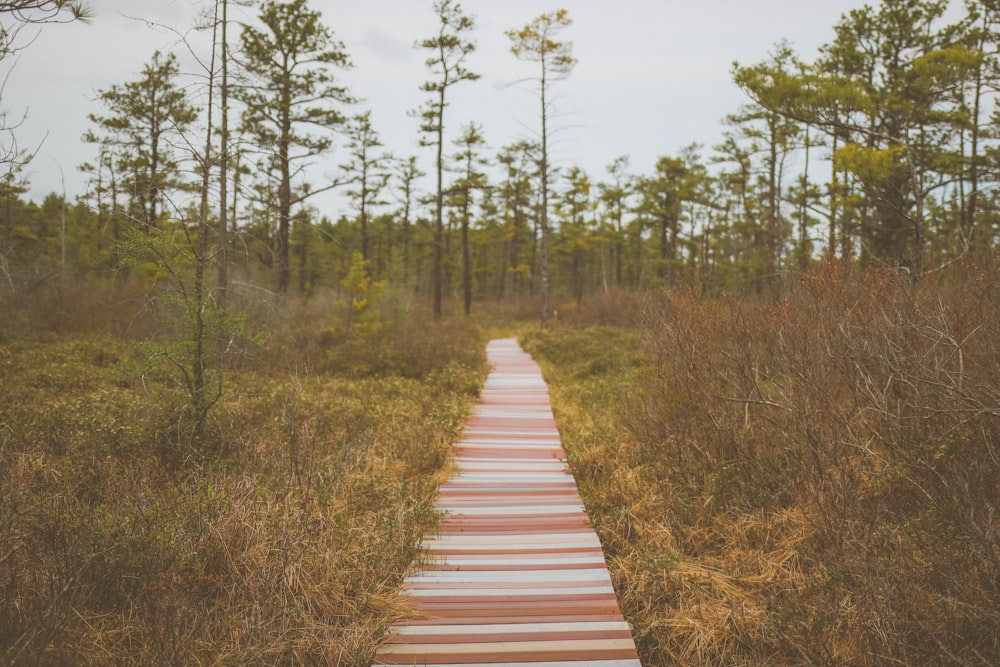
[506, 9, 576, 326]
[449, 122, 488, 315]
[238, 0, 353, 293]
[597, 155, 633, 288]
[496, 141, 538, 297]
[736, 0, 979, 273]
[416, 0, 479, 319]
[391, 156, 424, 287]
[85, 51, 197, 230]
[341, 111, 391, 267]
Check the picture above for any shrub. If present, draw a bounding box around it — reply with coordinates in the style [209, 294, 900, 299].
[526, 259, 1000, 666]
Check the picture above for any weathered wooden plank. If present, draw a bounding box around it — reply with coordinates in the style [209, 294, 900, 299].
[389, 621, 632, 636]
[389, 663, 641, 667]
[423, 555, 607, 567]
[377, 640, 638, 654]
[405, 570, 612, 584]
[387, 662, 642, 667]
[405, 588, 619, 599]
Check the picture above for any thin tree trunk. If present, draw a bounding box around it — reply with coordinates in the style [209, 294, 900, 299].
[539, 63, 551, 327]
[462, 194, 471, 315]
[217, 0, 229, 308]
[360, 170, 370, 264]
[193, 0, 219, 437]
[433, 87, 445, 319]
[968, 55, 982, 249]
[799, 125, 810, 270]
[277, 103, 292, 293]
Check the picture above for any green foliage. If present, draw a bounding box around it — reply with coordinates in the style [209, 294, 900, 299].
[84, 50, 197, 230]
[11, 0, 1000, 324]
[506, 8, 576, 326]
[733, 0, 983, 271]
[341, 111, 392, 265]
[636, 150, 709, 288]
[114, 221, 260, 446]
[11, 0, 1000, 318]
[340, 250, 386, 333]
[835, 142, 906, 183]
[505, 9, 577, 75]
[239, 0, 352, 146]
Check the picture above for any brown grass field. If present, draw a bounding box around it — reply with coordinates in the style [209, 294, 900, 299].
[3, 261, 999, 665]
[524, 260, 1000, 665]
[0, 288, 487, 665]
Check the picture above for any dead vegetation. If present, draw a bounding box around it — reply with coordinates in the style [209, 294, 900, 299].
[524, 259, 1000, 666]
[0, 286, 486, 665]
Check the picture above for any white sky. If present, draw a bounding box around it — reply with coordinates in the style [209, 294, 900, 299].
[3, 0, 958, 216]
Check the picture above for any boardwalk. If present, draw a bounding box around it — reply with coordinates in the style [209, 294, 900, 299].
[372, 338, 641, 666]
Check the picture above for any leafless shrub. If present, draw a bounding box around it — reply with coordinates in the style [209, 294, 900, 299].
[627, 258, 1000, 664]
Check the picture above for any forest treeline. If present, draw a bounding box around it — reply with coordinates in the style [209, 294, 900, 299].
[3, 0, 1000, 325]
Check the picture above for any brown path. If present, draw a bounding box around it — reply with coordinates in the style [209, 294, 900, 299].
[371, 338, 641, 666]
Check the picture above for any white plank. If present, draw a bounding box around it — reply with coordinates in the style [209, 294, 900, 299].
[421, 542, 600, 552]
[457, 462, 568, 470]
[424, 532, 598, 544]
[450, 473, 576, 482]
[456, 444, 562, 449]
[435, 505, 586, 515]
[406, 569, 612, 583]
[430, 555, 607, 566]
[472, 411, 554, 419]
[462, 434, 558, 444]
[388, 621, 632, 636]
[404, 585, 616, 597]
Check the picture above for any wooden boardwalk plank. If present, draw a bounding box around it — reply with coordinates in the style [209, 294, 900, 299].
[372, 338, 639, 666]
[382, 663, 641, 667]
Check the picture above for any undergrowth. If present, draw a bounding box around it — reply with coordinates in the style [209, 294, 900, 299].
[0, 305, 486, 665]
[524, 259, 1000, 666]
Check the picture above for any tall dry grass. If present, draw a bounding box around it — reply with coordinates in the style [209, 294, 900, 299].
[524, 259, 1000, 666]
[0, 288, 487, 664]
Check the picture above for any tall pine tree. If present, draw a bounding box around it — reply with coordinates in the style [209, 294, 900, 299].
[238, 0, 353, 293]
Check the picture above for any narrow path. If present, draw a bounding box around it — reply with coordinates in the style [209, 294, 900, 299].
[372, 338, 641, 666]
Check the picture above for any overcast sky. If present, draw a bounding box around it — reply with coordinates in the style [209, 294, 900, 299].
[4, 0, 951, 216]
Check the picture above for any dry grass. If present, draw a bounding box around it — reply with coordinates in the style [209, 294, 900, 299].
[523, 259, 1000, 666]
[0, 297, 487, 665]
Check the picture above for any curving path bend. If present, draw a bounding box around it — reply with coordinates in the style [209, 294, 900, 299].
[371, 338, 641, 667]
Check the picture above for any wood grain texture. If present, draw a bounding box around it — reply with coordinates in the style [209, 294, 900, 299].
[372, 338, 641, 666]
